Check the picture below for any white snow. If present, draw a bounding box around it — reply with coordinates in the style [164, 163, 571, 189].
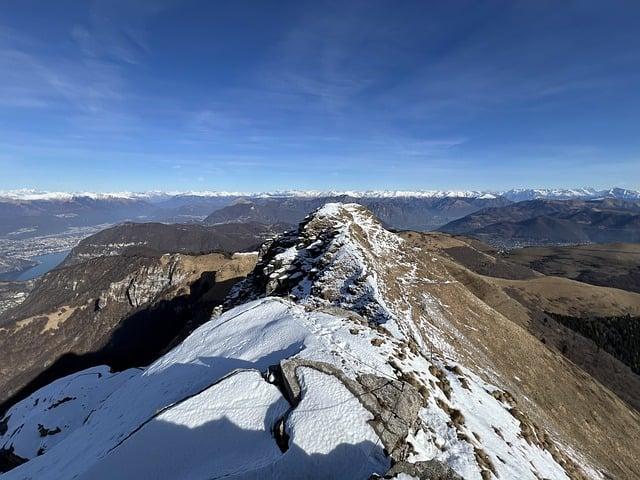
[2, 187, 639, 203]
[0, 366, 139, 460]
[408, 363, 571, 480]
[281, 367, 389, 478]
[2, 297, 389, 479]
[76, 368, 389, 479]
[500, 187, 640, 201]
[77, 370, 289, 480]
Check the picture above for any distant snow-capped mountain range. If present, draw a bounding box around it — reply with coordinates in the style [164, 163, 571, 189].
[0, 187, 639, 202]
[501, 187, 640, 201]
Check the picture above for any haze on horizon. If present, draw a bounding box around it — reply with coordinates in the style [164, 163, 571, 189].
[1, 0, 639, 192]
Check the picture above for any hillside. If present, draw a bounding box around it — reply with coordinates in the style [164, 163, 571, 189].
[0, 251, 258, 415]
[503, 243, 640, 293]
[419, 232, 640, 410]
[2, 204, 639, 479]
[0, 256, 36, 277]
[63, 221, 285, 265]
[204, 195, 510, 230]
[439, 199, 640, 247]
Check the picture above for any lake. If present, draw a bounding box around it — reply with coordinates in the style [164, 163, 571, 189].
[0, 250, 70, 281]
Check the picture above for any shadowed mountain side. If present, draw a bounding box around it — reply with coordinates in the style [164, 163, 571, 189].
[0, 273, 242, 417]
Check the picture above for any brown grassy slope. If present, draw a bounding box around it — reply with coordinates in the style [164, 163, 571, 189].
[492, 275, 640, 318]
[503, 243, 640, 293]
[397, 231, 640, 479]
[417, 233, 640, 410]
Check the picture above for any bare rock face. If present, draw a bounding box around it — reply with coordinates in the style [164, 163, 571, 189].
[279, 358, 422, 461]
[356, 374, 423, 460]
[380, 460, 463, 480]
[0, 446, 27, 474]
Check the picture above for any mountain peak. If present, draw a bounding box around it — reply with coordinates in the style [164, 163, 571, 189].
[227, 202, 403, 327]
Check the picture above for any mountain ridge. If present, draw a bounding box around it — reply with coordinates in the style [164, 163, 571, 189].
[2, 187, 640, 202]
[439, 198, 640, 248]
[1, 203, 639, 479]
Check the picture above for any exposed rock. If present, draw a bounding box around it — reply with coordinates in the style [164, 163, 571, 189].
[0, 446, 27, 473]
[0, 414, 8, 435]
[381, 460, 463, 480]
[37, 424, 61, 437]
[279, 358, 422, 461]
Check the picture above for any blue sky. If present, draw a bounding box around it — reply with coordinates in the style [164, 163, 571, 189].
[0, 0, 639, 192]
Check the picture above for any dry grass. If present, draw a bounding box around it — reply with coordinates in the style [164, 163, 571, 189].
[392, 231, 640, 479]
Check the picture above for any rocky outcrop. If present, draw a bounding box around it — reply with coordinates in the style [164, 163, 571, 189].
[380, 460, 463, 480]
[0, 446, 27, 474]
[278, 358, 422, 461]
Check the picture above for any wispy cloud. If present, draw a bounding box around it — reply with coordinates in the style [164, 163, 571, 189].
[69, 0, 159, 65]
[1, 1, 638, 191]
[0, 44, 124, 111]
[0, 0, 172, 147]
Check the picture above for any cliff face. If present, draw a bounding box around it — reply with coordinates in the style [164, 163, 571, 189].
[0, 251, 257, 410]
[1, 204, 639, 479]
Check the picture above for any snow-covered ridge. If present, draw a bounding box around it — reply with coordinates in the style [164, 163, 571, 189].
[0, 203, 619, 479]
[0, 189, 158, 201]
[251, 190, 500, 199]
[0, 189, 494, 201]
[2, 187, 639, 202]
[501, 187, 640, 201]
